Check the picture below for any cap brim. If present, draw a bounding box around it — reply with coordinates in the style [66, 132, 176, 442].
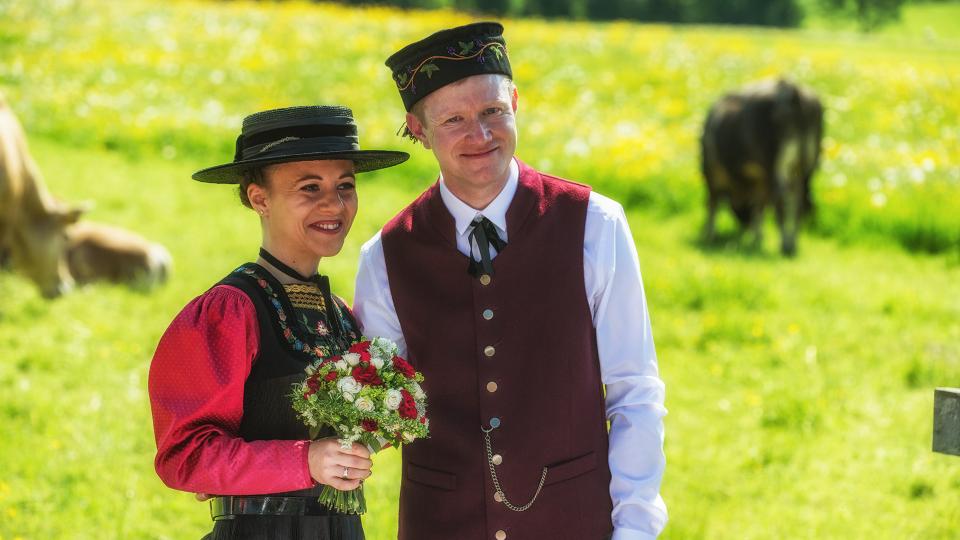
[192, 149, 410, 184]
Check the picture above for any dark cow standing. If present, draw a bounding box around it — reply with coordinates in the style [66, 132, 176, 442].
[701, 78, 823, 256]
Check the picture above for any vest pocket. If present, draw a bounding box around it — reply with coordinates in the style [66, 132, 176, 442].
[543, 451, 598, 487]
[406, 462, 458, 491]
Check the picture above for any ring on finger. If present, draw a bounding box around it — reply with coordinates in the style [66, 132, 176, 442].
[342, 467, 350, 479]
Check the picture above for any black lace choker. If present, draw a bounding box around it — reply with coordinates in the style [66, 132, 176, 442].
[259, 247, 317, 283]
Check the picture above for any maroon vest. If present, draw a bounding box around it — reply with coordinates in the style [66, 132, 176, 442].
[381, 160, 613, 540]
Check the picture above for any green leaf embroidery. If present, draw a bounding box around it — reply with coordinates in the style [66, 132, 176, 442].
[397, 73, 408, 86]
[492, 46, 503, 60]
[458, 40, 474, 55]
[419, 63, 439, 78]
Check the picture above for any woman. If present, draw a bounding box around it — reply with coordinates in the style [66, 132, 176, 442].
[148, 105, 408, 539]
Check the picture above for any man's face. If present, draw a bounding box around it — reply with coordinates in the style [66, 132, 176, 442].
[408, 74, 518, 198]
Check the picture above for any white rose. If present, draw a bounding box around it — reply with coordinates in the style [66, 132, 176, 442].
[337, 376, 362, 395]
[410, 381, 426, 400]
[371, 356, 384, 370]
[335, 359, 348, 371]
[343, 353, 361, 367]
[342, 392, 355, 402]
[355, 396, 375, 412]
[384, 389, 403, 411]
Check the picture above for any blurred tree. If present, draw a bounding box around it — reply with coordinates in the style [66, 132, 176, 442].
[473, 0, 512, 16]
[585, 0, 684, 21]
[689, 0, 804, 26]
[818, 0, 906, 30]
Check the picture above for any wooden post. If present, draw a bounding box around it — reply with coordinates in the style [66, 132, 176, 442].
[933, 388, 960, 456]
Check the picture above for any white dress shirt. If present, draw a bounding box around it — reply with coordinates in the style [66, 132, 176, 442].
[354, 158, 667, 539]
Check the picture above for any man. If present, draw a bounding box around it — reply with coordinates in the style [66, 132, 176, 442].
[354, 22, 666, 540]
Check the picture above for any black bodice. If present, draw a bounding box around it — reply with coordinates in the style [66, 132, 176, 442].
[217, 263, 361, 495]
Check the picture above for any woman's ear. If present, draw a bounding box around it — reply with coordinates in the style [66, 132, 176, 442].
[248, 182, 268, 216]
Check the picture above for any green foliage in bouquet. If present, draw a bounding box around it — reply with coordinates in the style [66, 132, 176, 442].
[291, 337, 429, 513]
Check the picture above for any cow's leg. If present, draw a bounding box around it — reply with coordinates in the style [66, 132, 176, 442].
[775, 136, 803, 256]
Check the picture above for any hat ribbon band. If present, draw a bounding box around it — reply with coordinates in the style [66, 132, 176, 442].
[240, 135, 360, 161]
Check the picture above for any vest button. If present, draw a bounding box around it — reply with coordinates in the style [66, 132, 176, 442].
[493, 491, 504, 502]
[486, 381, 498, 393]
[495, 530, 507, 540]
[484, 345, 496, 357]
[480, 274, 491, 286]
[482, 309, 494, 320]
[489, 417, 501, 428]
[492, 453, 503, 465]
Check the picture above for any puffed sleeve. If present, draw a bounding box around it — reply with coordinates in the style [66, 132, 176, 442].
[148, 285, 315, 495]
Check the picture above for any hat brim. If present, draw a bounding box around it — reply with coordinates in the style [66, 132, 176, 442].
[192, 149, 410, 184]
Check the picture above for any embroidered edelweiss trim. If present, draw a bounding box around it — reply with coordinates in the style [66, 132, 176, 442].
[237, 266, 356, 360]
[395, 41, 507, 91]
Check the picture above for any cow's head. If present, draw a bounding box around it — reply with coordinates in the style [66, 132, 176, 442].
[6, 203, 86, 298]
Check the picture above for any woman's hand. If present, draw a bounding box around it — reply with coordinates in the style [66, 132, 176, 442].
[308, 438, 372, 491]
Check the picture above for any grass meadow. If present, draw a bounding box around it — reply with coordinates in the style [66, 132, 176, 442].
[1, 0, 959, 538]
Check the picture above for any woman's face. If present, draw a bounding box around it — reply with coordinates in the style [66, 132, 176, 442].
[251, 159, 358, 262]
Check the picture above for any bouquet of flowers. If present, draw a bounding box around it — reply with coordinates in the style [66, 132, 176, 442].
[291, 336, 429, 514]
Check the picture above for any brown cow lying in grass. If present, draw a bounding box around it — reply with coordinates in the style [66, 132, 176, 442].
[1, 92, 85, 297]
[65, 222, 171, 288]
[1, 93, 171, 296]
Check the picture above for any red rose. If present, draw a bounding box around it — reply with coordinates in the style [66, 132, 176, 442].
[321, 355, 340, 366]
[398, 388, 418, 419]
[303, 392, 312, 399]
[306, 376, 320, 392]
[361, 419, 379, 432]
[324, 371, 338, 382]
[349, 341, 370, 354]
[352, 364, 383, 386]
[392, 356, 415, 379]
[349, 341, 372, 363]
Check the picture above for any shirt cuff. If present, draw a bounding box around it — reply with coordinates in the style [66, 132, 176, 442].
[612, 528, 659, 540]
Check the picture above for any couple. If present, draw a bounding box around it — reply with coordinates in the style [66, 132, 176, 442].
[148, 22, 666, 540]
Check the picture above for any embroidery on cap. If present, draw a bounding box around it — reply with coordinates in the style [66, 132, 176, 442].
[258, 136, 301, 154]
[395, 41, 507, 92]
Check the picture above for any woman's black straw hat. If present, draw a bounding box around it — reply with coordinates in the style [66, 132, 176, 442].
[192, 105, 409, 183]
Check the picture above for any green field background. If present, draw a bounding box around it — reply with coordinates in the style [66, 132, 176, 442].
[1, 1, 959, 539]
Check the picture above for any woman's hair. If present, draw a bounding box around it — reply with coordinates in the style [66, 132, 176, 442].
[238, 167, 268, 208]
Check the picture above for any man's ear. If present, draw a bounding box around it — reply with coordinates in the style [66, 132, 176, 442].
[405, 112, 431, 149]
[511, 85, 519, 113]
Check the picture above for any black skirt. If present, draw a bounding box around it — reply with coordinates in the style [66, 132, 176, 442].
[202, 514, 364, 540]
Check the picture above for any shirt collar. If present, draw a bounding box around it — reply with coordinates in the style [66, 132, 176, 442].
[439, 158, 519, 237]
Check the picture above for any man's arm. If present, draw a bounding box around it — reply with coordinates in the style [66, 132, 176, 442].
[354, 231, 408, 357]
[585, 193, 668, 540]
